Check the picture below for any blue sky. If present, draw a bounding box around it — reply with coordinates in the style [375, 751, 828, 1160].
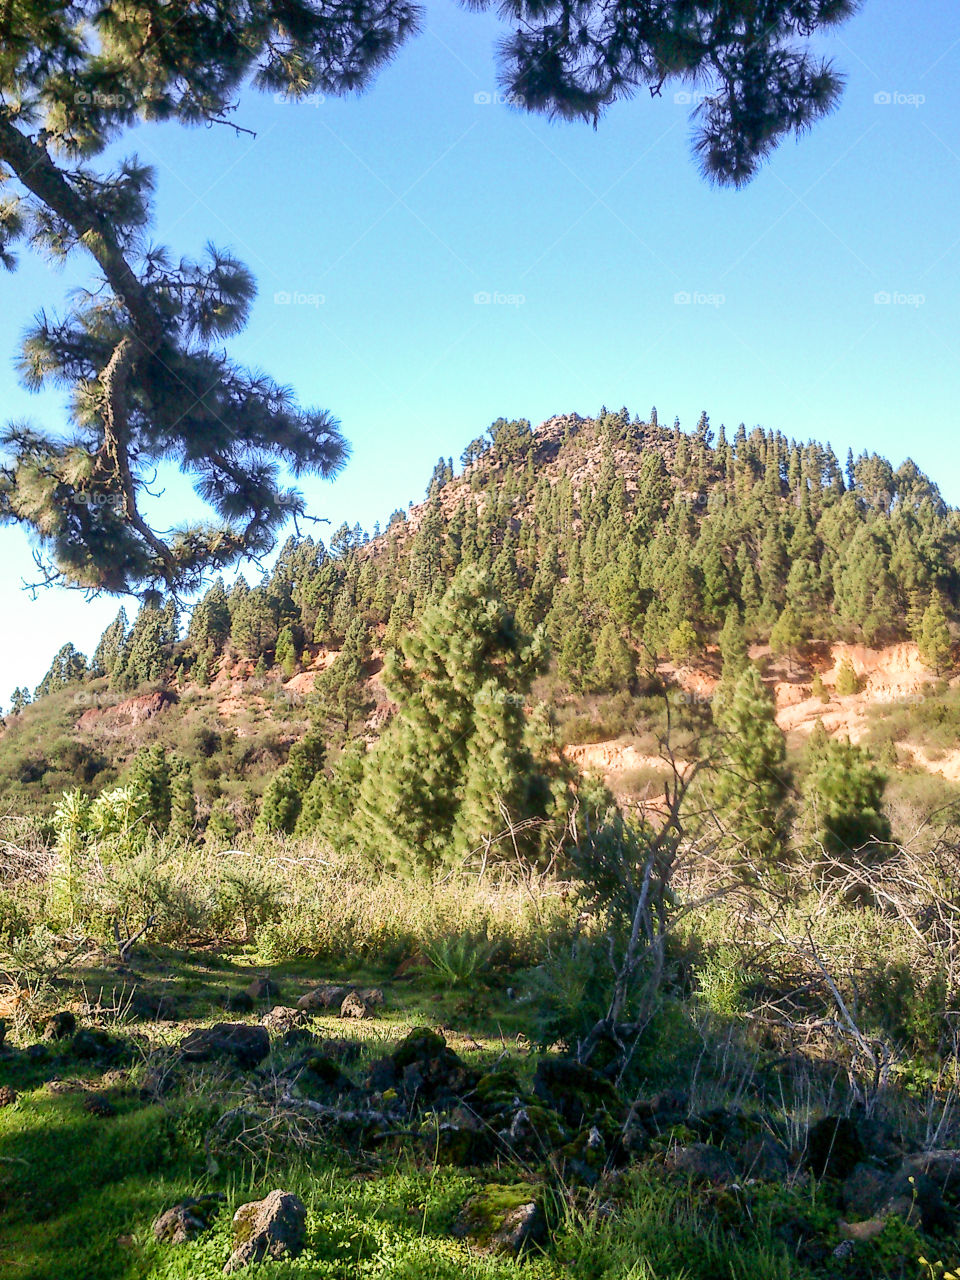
[3, 0, 960, 694]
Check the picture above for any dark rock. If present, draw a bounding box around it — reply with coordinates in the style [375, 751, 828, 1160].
[533, 1058, 621, 1128]
[360, 987, 385, 1009]
[665, 1143, 740, 1185]
[43, 1011, 77, 1041]
[842, 1163, 890, 1218]
[340, 991, 369, 1020]
[223, 1189, 307, 1273]
[222, 991, 254, 1014]
[877, 1150, 960, 1232]
[385, 1027, 477, 1107]
[24, 1043, 48, 1062]
[72, 1028, 120, 1061]
[807, 1116, 865, 1180]
[153, 1195, 226, 1245]
[261, 1006, 305, 1035]
[0, 1085, 16, 1107]
[740, 1136, 791, 1181]
[82, 1093, 117, 1117]
[179, 1023, 270, 1069]
[296, 985, 346, 1012]
[0, 1018, 7, 1048]
[245, 977, 280, 1003]
[453, 1184, 547, 1256]
[132, 992, 180, 1021]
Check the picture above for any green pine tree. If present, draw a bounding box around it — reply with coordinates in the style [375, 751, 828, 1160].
[710, 664, 790, 863]
[918, 596, 952, 674]
[801, 736, 890, 863]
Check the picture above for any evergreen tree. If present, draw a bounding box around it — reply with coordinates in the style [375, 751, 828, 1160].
[710, 664, 790, 863]
[205, 798, 239, 848]
[353, 568, 557, 872]
[255, 732, 325, 836]
[9, 687, 31, 715]
[918, 596, 952, 674]
[718, 605, 749, 683]
[769, 605, 803, 669]
[35, 643, 87, 699]
[127, 744, 172, 833]
[112, 605, 168, 689]
[169, 760, 197, 843]
[275, 624, 297, 678]
[312, 617, 371, 734]
[801, 737, 890, 862]
[835, 658, 861, 696]
[591, 622, 635, 692]
[91, 608, 128, 678]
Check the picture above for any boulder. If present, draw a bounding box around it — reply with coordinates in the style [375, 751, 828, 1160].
[841, 1163, 890, 1218]
[296, 985, 347, 1013]
[72, 1028, 121, 1061]
[223, 1189, 307, 1273]
[153, 1195, 226, 1245]
[360, 987, 385, 1009]
[340, 991, 369, 1020]
[222, 991, 254, 1014]
[261, 1006, 305, 1035]
[533, 1058, 621, 1127]
[453, 1184, 547, 1256]
[43, 1011, 77, 1041]
[0, 1085, 16, 1107]
[740, 1135, 791, 1181]
[665, 1142, 739, 1185]
[807, 1116, 865, 1180]
[82, 1093, 117, 1117]
[245, 977, 280, 1002]
[179, 1023, 270, 1069]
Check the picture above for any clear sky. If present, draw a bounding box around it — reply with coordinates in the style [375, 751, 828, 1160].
[3, 0, 959, 695]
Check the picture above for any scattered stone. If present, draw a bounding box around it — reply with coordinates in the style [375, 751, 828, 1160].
[0, 1085, 16, 1107]
[245, 977, 280, 1002]
[0, 1018, 7, 1049]
[179, 1023, 270, 1069]
[296, 985, 346, 1013]
[453, 1184, 547, 1256]
[740, 1135, 790, 1181]
[839, 1217, 886, 1242]
[841, 1163, 890, 1218]
[340, 990, 369, 1020]
[222, 990, 254, 1014]
[359, 988, 385, 1009]
[72, 1028, 120, 1061]
[153, 1195, 226, 1245]
[223, 1189, 307, 1273]
[132, 992, 180, 1021]
[24, 1043, 49, 1062]
[43, 1011, 77, 1041]
[261, 1006, 305, 1035]
[82, 1093, 117, 1118]
[807, 1116, 865, 1180]
[533, 1058, 621, 1127]
[46, 1078, 84, 1094]
[664, 1143, 739, 1185]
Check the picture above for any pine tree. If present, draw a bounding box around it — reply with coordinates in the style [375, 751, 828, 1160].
[255, 731, 325, 836]
[718, 605, 749, 683]
[312, 617, 371, 734]
[169, 760, 197, 843]
[205, 798, 240, 848]
[591, 622, 635, 692]
[835, 658, 861, 696]
[353, 568, 557, 873]
[112, 605, 168, 689]
[127, 744, 172, 833]
[770, 605, 803, 669]
[710, 664, 790, 863]
[801, 737, 890, 863]
[9, 687, 31, 715]
[918, 596, 952, 674]
[91, 609, 128, 678]
[275, 624, 297, 678]
[35, 643, 87, 699]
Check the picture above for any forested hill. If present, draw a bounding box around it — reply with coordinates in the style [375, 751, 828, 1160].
[20, 406, 960, 704]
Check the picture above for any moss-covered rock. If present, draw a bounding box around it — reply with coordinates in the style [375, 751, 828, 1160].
[453, 1183, 547, 1256]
